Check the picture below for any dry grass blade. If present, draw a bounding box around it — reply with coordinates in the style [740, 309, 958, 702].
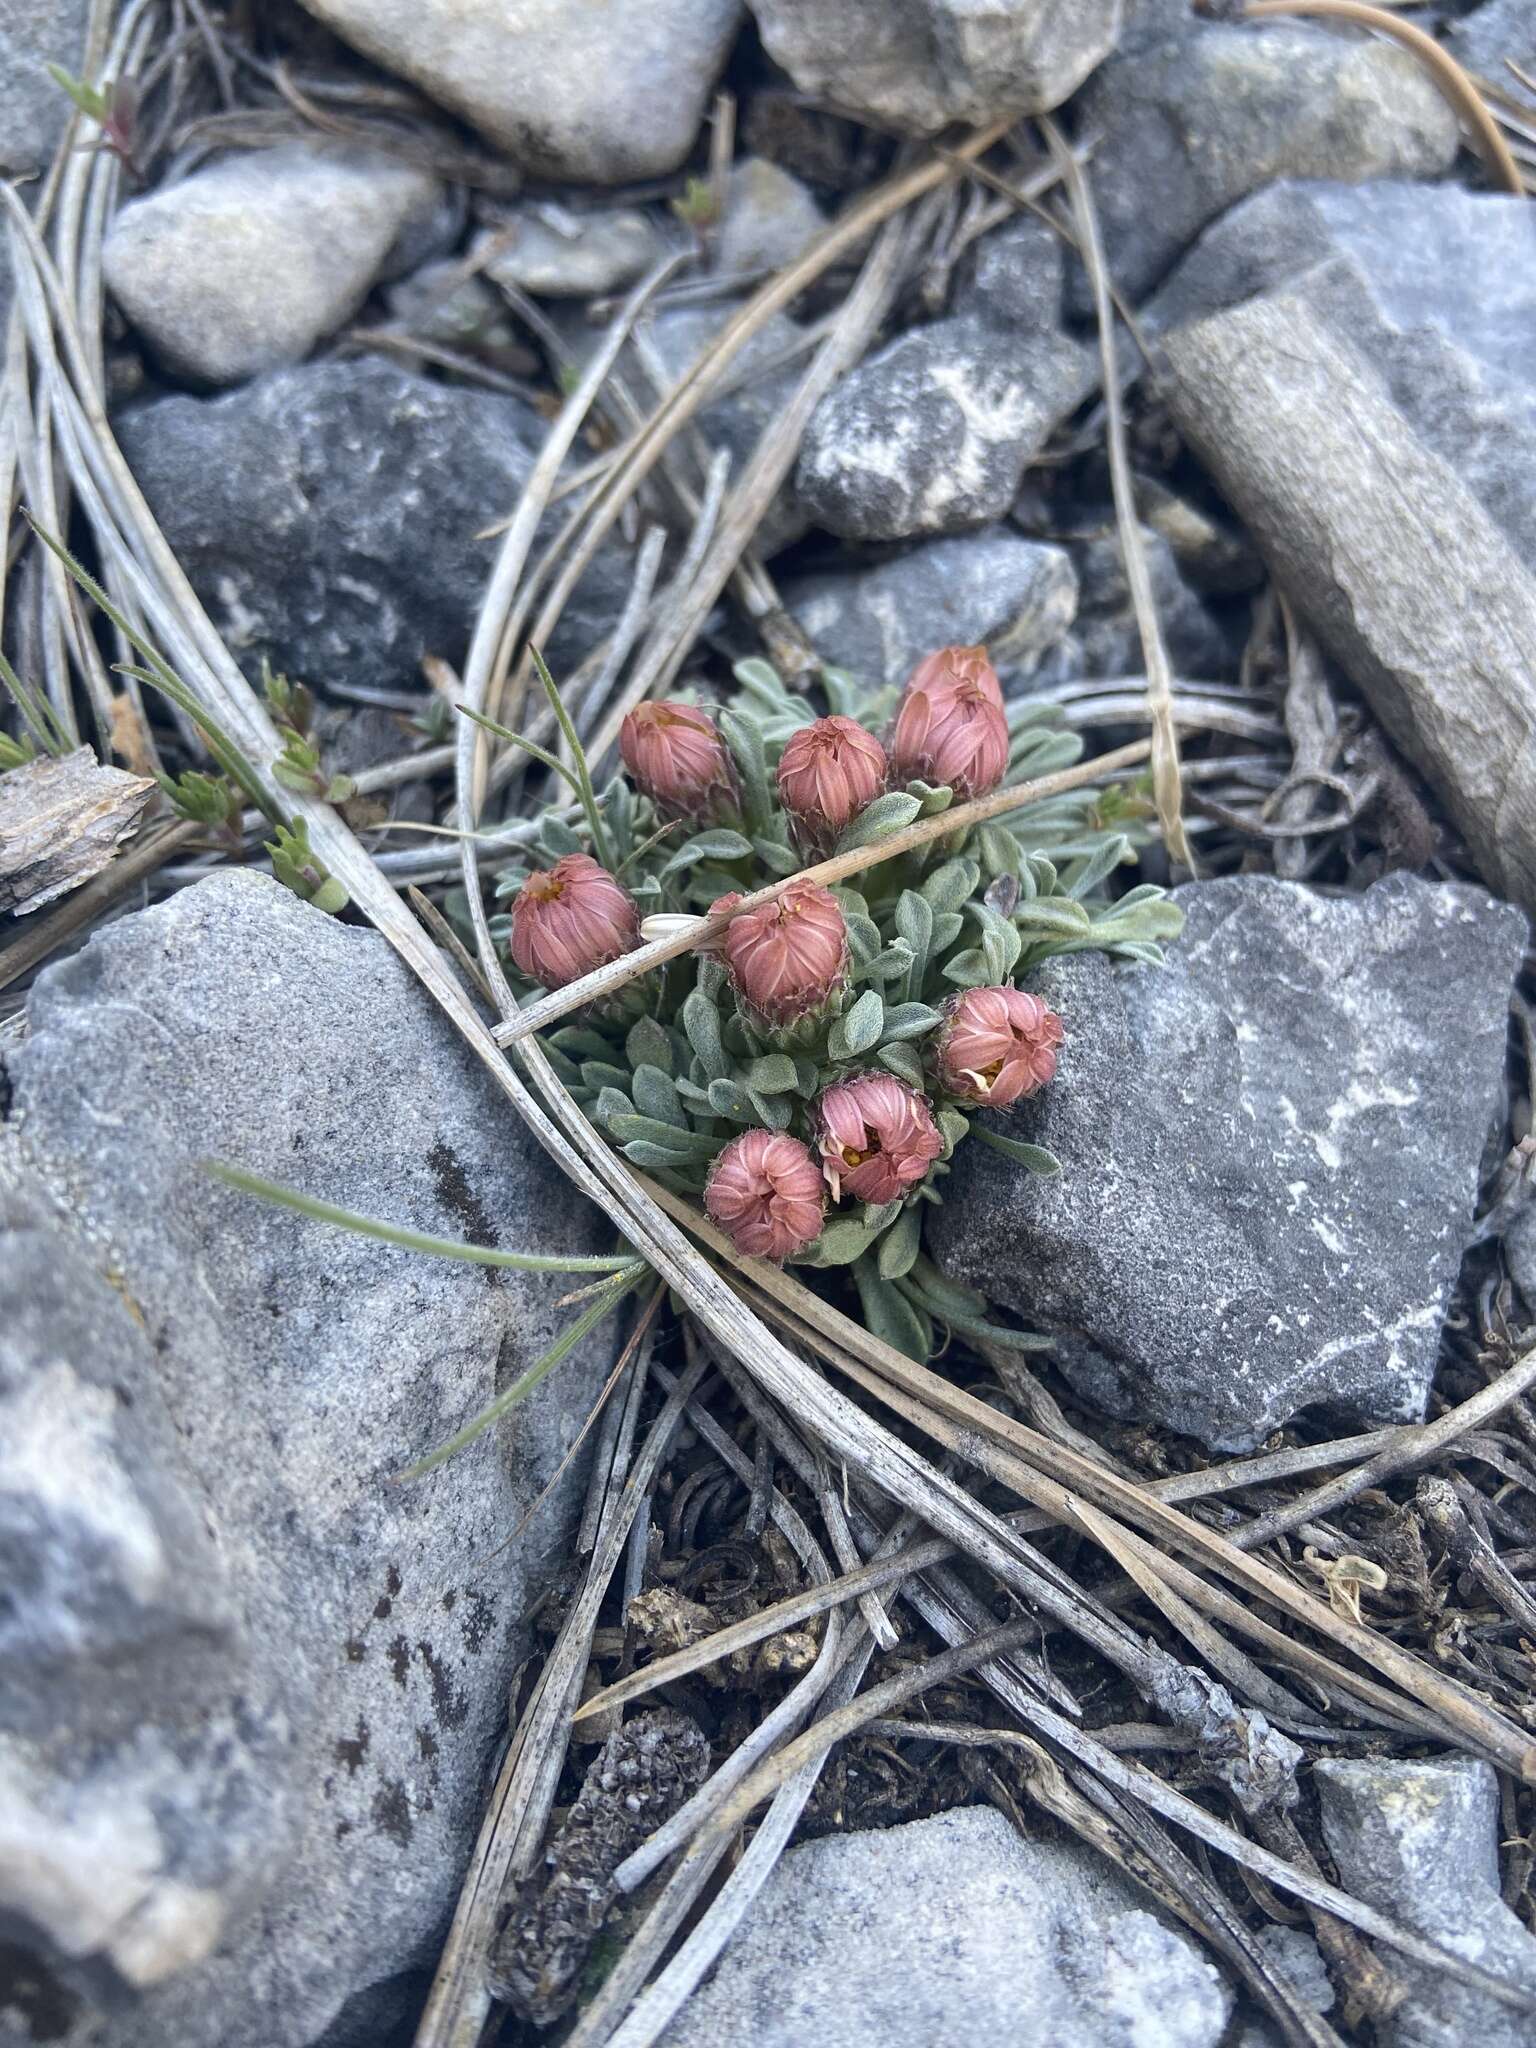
[1042, 116, 1191, 870]
[493, 737, 1152, 1040]
[500, 118, 1017, 698]
[568, 1405, 1417, 1723]
[883, 1535, 1535, 2014]
[640, 1179, 1536, 1778]
[414, 1336, 699, 2048]
[1236, 1342, 1536, 1548]
[586, 212, 913, 755]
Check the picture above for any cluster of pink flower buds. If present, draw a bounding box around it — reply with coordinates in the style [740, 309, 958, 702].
[776, 714, 888, 852]
[509, 853, 640, 990]
[932, 987, 1064, 1106]
[705, 1129, 826, 1262]
[710, 877, 848, 1028]
[619, 700, 738, 821]
[888, 645, 1010, 800]
[815, 1072, 944, 1206]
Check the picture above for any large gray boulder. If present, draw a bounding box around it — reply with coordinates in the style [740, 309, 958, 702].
[0, 871, 617, 2048]
[103, 146, 443, 387]
[1149, 180, 1536, 565]
[782, 527, 1077, 685]
[294, 0, 744, 183]
[1315, 1758, 1536, 2048]
[114, 357, 634, 694]
[745, 0, 1121, 135]
[797, 316, 1087, 542]
[1072, 21, 1459, 306]
[931, 873, 1525, 1452]
[661, 1806, 1234, 2047]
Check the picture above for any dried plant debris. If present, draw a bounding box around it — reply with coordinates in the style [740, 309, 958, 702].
[0, 745, 154, 916]
[490, 1710, 710, 2025]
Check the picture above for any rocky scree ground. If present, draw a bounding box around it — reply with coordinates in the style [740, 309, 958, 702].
[6, 0, 1536, 2045]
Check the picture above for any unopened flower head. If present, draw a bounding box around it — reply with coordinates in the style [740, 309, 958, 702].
[815, 1072, 944, 1206]
[934, 986, 1064, 1106]
[509, 853, 640, 990]
[888, 644, 1009, 800]
[776, 715, 887, 850]
[704, 1128, 826, 1262]
[619, 699, 737, 819]
[711, 879, 848, 1027]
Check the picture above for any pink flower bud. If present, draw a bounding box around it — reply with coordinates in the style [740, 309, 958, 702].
[509, 853, 640, 989]
[711, 879, 848, 1027]
[619, 699, 737, 820]
[888, 644, 1010, 800]
[776, 715, 888, 850]
[815, 1072, 944, 1206]
[906, 644, 1004, 709]
[705, 1129, 826, 1262]
[933, 986, 1064, 1106]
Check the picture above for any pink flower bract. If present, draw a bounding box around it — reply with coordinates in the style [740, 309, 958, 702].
[888, 644, 1010, 800]
[705, 1129, 826, 1262]
[712, 878, 848, 1026]
[619, 699, 736, 819]
[776, 715, 887, 849]
[509, 853, 640, 990]
[815, 1072, 944, 1206]
[934, 986, 1064, 1106]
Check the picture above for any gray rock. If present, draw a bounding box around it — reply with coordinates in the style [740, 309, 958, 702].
[114, 356, 634, 694]
[797, 315, 1088, 542]
[295, 0, 744, 183]
[1071, 22, 1459, 306]
[957, 211, 1064, 332]
[1315, 1758, 1536, 2048]
[477, 203, 665, 299]
[0, 869, 615, 2048]
[931, 873, 1525, 1451]
[1449, 0, 1536, 81]
[1148, 180, 1536, 565]
[103, 146, 444, 387]
[0, 0, 90, 177]
[1160, 291, 1536, 917]
[661, 1806, 1233, 2048]
[782, 526, 1077, 685]
[713, 156, 826, 277]
[746, 0, 1122, 135]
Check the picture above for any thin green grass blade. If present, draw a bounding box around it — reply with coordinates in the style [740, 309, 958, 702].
[204, 1160, 642, 1273]
[27, 518, 282, 821]
[0, 651, 72, 757]
[529, 644, 613, 869]
[455, 704, 581, 795]
[395, 1264, 646, 1479]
